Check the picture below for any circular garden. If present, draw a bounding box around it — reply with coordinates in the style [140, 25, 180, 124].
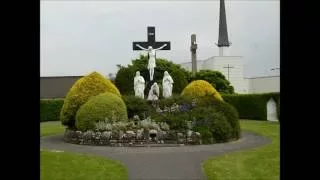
[61, 71, 241, 146]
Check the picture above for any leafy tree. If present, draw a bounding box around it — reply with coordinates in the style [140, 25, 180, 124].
[191, 70, 234, 94]
[115, 55, 190, 95]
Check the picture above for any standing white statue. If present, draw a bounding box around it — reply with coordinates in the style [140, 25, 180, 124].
[147, 82, 160, 101]
[134, 71, 145, 99]
[162, 71, 174, 98]
[135, 44, 168, 81]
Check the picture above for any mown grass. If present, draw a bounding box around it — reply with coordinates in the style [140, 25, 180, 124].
[203, 120, 279, 180]
[41, 150, 128, 180]
[40, 121, 65, 137]
[41, 121, 128, 180]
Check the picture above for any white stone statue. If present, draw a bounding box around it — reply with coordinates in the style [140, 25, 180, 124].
[134, 71, 145, 99]
[162, 71, 174, 98]
[147, 82, 160, 101]
[135, 44, 168, 81]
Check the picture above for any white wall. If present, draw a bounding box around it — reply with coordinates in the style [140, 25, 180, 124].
[246, 76, 280, 93]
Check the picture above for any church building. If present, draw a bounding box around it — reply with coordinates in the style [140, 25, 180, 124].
[180, 0, 249, 94]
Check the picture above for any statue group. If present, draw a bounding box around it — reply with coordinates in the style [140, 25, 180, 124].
[133, 27, 173, 100]
[134, 70, 173, 100]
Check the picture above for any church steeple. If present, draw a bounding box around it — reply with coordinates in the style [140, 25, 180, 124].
[217, 0, 231, 48]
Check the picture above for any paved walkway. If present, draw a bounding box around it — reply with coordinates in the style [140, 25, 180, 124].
[41, 132, 271, 180]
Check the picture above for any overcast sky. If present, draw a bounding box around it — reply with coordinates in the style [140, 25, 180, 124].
[40, 0, 280, 78]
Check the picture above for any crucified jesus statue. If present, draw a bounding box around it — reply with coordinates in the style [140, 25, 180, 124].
[135, 44, 167, 81]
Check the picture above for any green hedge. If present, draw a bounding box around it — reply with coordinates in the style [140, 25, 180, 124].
[222, 92, 280, 120]
[40, 92, 280, 122]
[40, 99, 64, 122]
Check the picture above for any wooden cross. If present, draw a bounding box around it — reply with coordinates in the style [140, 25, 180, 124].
[223, 64, 234, 81]
[133, 26, 171, 50]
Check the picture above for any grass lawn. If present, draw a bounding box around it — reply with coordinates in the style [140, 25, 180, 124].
[40, 121, 65, 137]
[203, 120, 279, 180]
[41, 121, 128, 180]
[41, 150, 128, 180]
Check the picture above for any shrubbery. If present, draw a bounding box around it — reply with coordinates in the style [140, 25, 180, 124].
[40, 99, 64, 122]
[170, 69, 188, 94]
[60, 72, 121, 128]
[147, 95, 240, 142]
[222, 92, 280, 120]
[115, 67, 135, 95]
[122, 95, 150, 119]
[193, 96, 240, 139]
[189, 106, 233, 143]
[181, 80, 223, 101]
[191, 70, 234, 94]
[75, 92, 128, 131]
[193, 126, 213, 144]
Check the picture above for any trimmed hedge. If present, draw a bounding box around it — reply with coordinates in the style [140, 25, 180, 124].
[40, 99, 64, 122]
[222, 92, 280, 120]
[40, 92, 280, 123]
[60, 72, 121, 128]
[75, 92, 128, 131]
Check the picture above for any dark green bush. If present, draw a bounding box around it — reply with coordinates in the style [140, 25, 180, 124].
[156, 95, 193, 110]
[115, 67, 135, 95]
[75, 92, 128, 131]
[190, 70, 234, 94]
[122, 95, 149, 119]
[171, 69, 188, 94]
[148, 95, 240, 142]
[193, 126, 213, 144]
[40, 99, 64, 122]
[222, 92, 280, 120]
[189, 105, 236, 142]
[185, 96, 240, 139]
[152, 112, 189, 131]
[209, 113, 232, 142]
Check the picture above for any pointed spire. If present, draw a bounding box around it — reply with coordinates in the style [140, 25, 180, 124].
[217, 0, 231, 47]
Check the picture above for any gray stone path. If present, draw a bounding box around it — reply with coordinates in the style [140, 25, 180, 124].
[41, 132, 271, 180]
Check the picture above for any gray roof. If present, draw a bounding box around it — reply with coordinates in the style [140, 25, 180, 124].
[217, 0, 231, 47]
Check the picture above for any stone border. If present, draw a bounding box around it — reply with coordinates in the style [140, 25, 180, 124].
[63, 129, 205, 147]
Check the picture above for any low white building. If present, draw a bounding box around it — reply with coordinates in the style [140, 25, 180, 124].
[246, 75, 280, 94]
[180, 55, 249, 94]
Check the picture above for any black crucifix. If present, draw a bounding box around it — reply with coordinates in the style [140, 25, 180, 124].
[133, 26, 171, 81]
[223, 64, 234, 81]
[133, 26, 171, 50]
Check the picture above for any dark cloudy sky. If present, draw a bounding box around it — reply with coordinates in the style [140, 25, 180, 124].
[40, 0, 279, 78]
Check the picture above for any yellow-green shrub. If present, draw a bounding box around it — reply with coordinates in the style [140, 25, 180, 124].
[60, 72, 121, 128]
[181, 80, 223, 101]
[75, 92, 128, 131]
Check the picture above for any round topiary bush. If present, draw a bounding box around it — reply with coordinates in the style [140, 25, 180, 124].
[181, 80, 223, 101]
[192, 96, 240, 139]
[75, 92, 128, 131]
[60, 72, 121, 128]
[189, 105, 236, 142]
